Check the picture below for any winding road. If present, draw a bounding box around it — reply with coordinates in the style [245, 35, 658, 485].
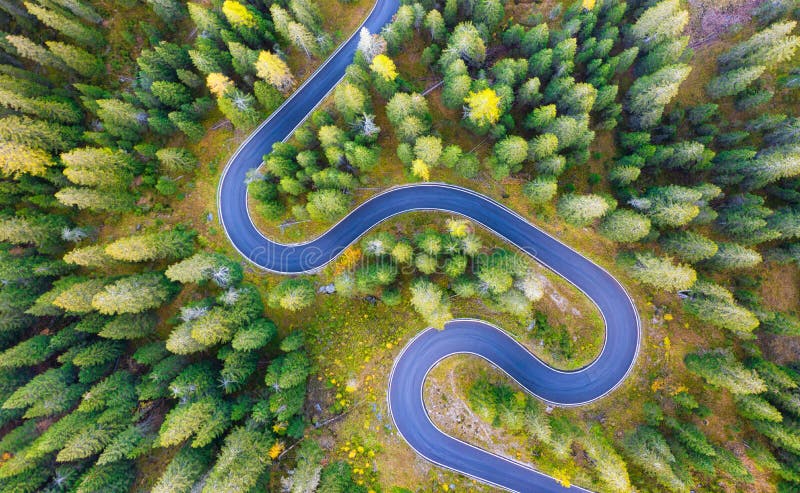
[216, 2, 641, 491]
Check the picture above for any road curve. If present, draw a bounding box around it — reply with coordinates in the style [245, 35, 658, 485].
[215, 2, 641, 491]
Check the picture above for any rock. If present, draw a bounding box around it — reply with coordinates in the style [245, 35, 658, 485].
[318, 283, 336, 294]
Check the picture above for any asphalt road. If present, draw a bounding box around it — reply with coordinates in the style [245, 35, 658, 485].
[216, 3, 641, 491]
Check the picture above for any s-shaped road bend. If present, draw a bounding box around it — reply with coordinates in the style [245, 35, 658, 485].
[216, 1, 641, 491]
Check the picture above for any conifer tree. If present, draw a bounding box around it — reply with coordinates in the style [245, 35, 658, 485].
[46, 41, 103, 77]
[685, 350, 766, 395]
[598, 209, 651, 243]
[557, 193, 611, 226]
[0, 142, 53, 178]
[268, 279, 315, 311]
[24, 2, 104, 48]
[619, 251, 696, 292]
[92, 272, 174, 315]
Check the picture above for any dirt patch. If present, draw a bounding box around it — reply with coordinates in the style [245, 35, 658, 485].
[688, 0, 766, 48]
[759, 263, 800, 312]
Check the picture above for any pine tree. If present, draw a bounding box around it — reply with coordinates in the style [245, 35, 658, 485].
[156, 147, 198, 174]
[306, 189, 349, 221]
[685, 350, 767, 395]
[46, 41, 103, 77]
[659, 231, 718, 263]
[159, 397, 231, 448]
[91, 273, 174, 315]
[0, 215, 66, 248]
[146, 0, 185, 22]
[0, 115, 77, 152]
[287, 21, 319, 57]
[409, 278, 452, 329]
[24, 2, 103, 48]
[5, 34, 65, 70]
[523, 177, 558, 205]
[718, 21, 800, 71]
[268, 279, 315, 311]
[334, 82, 367, 122]
[683, 281, 759, 336]
[0, 142, 53, 178]
[598, 209, 651, 243]
[202, 426, 274, 493]
[442, 22, 486, 67]
[289, 0, 321, 32]
[60, 147, 133, 188]
[706, 242, 762, 270]
[623, 426, 685, 492]
[736, 394, 783, 422]
[619, 251, 696, 292]
[626, 64, 691, 130]
[627, 0, 688, 52]
[557, 193, 611, 226]
[96, 99, 146, 141]
[152, 445, 212, 493]
[255, 51, 295, 93]
[151, 81, 193, 109]
[707, 65, 766, 99]
[493, 135, 528, 175]
[56, 187, 134, 212]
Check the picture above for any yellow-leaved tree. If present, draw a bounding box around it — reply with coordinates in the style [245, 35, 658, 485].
[206, 73, 233, 97]
[255, 51, 295, 93]
[222, 0, 256, 27]
[411, 159, 430, 181]
[369, 53, 398, 81]
[0, 142, 53, 177]
[464, 88, 501, 126]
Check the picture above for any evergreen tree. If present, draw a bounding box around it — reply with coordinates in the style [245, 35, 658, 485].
[46, 41, 103, 77]
[683, 281, 759, 336]
[152, 445, 212, 493]
[626, 64, 691, 130]
[409, 278, 452, 329]
[202, 426, 274, 493]
[598, 209, 651, 242]
[0, 142, 53, 177]
[659, 231, 718, 263]
[91, 273, 174, 315]
[718, 21, 800, 71]
[707, 65, 766, 99]
[24, 2, 103, 48]
[557, 193, 611, 226]
[619, 251, 696, 292]
[685, 350, 767, 395]
[306, 189, 349, 221]
[159, 397, 231, 448]
[268, 278, 315, 311]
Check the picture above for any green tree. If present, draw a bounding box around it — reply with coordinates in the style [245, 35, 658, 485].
[707, 65, 766, 99]
[92, 273, 174, 315]
[306, 189, 350, 222]
[46, 41, 103, 77]
[159, 397, 231, 448]
[409, 278, 452, 329]
[683, 281, 759, 336]
[623, 426, 685, 492]
[24, 1, 103, 47]
[659, 231, 718, 263]
[685, 350, 766, 395]
[202, 427, 274, 493]
[626, 64, 691, 130]
[557, 193, 611, 226]
[718, 21, 800, 71]
[105, 229, 195, 263]
[619, 251, 696, 292]
[334, 82, 367, 123]
[523, 177, 557, 205]
[598, 209, 651, 242]
[268, 279, 315, 312]
[706, 242, 762, 271]
[152, 445, 212, 493]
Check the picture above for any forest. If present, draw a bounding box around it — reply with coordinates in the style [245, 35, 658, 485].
[2, 0, 800, 490]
